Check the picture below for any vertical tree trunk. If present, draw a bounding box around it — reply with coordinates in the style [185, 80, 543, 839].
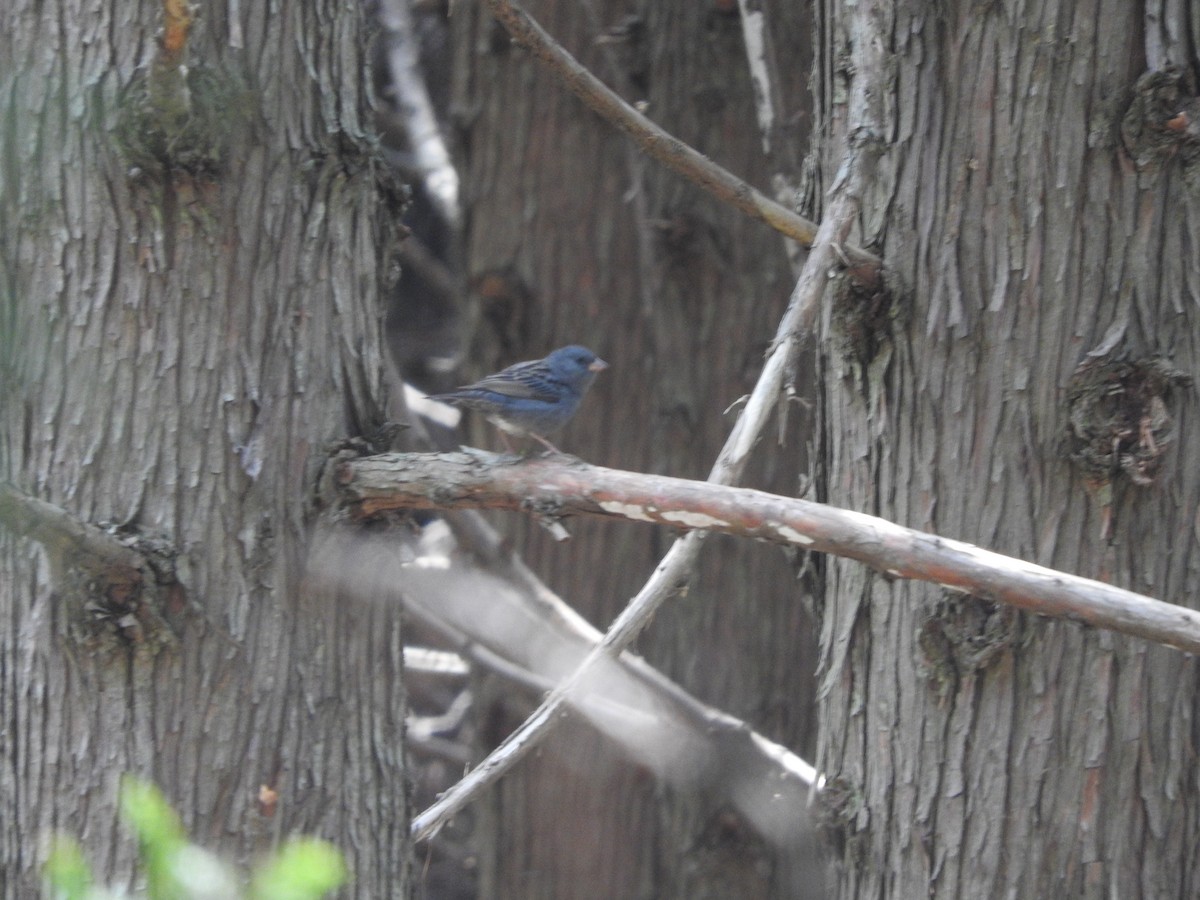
[815, 0, 1200, 895]
[0, 3, 408, 895]
[450, 1, 818, 896]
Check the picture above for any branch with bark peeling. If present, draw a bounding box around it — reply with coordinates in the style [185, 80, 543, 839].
[338, 451, 1200, 656]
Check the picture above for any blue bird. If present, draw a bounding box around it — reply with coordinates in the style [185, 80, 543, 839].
[430, 345, 608, 453]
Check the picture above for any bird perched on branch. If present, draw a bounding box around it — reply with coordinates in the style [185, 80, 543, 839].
[429, 345, 608, 453]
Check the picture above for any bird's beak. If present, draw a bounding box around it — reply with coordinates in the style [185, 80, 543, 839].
[589, 358, 609, 372]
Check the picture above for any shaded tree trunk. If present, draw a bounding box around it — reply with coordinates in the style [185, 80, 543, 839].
[446, 1, 819, 896]
[815, 0, 1200, 895]
[0, 3, 408, 895]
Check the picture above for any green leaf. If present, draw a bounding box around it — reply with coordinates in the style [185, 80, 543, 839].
[42, 836, 92, 900]
[250, 839, 348, 900]
[120, 778, 187, 850]
[119, 777, 188, 897]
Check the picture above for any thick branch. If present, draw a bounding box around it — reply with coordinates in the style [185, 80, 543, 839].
[482, 0, 882, 282]
[0, 483, 147, 584]
[339, 453, 1200, 655]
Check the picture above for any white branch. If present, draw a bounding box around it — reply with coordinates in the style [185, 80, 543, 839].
[737, 0, 777, 156]
[376, 0, 460, 227]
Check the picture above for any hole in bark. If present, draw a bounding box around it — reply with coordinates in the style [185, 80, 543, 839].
[1120, 65, 1200, 175]
[1061, 355, 1191, 488]
[831, 272, 896, 369]
[917, 594, 1018, 701]
[115, 63, 252, 181]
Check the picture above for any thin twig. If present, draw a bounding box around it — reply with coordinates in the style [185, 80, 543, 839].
[481, 0, 882, 283]
[405, 138, 876, 842]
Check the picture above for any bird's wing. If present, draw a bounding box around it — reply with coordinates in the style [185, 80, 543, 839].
[468, 360, 558, 401]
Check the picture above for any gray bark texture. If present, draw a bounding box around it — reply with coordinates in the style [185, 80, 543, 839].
[0, 3, 409, 896]
[815, 0, 1200, 896]
[446, 1, 820, 897]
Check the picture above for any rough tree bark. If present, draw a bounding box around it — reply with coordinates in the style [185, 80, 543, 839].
[815, 0, 1200, 896]
[445, 1, 819, 897]
[0, 3, 408, 896]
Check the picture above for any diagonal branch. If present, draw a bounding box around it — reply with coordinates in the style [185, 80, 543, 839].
[309, 525, 819, 846]
[377, 135, 877, 839]
[339, 452, 1200, 656]
[482, 0, 881, 284]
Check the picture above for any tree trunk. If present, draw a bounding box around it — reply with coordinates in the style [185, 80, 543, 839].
[815, 0, 1200, 896]
[0, 3, 408, 895]
[448, 1, 819, 896]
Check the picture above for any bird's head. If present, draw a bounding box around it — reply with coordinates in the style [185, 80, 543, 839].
[548, 345, 608, 389]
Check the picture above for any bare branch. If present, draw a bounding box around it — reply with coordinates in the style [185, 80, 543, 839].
[382, 142, 873, 839]
[408, 530, 707, 842]
[481, 0, 882, 281]
[339, 452, 1200, 656]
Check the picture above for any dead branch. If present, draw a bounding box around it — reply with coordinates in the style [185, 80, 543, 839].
[339, 451, 1200, 656]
